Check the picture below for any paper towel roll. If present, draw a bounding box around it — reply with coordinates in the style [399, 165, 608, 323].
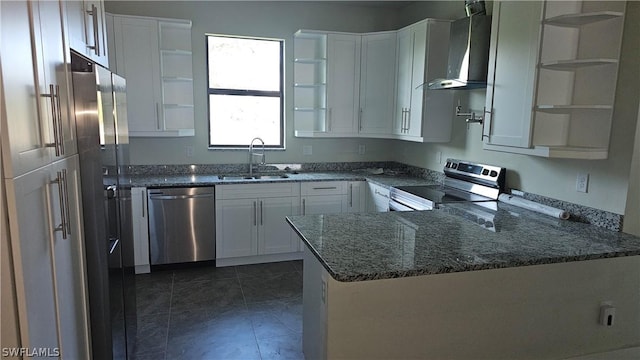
[498, 194, 570, 220]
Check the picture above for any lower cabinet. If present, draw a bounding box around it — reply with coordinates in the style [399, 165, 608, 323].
[301, 181, 366, 215]
[4, 155, 90, 359]
[215, 183, 301, 264]
[131, 187, 150, 274]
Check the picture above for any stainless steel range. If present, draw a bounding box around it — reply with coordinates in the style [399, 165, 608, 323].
[389, 159, 506, 211]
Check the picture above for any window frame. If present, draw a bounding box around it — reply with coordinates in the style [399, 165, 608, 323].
[206, 34, 285, 149]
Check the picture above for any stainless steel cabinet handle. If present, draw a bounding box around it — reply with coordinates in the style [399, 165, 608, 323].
[260, 200, 263, 226]
[350, 184, 354, 207]
[253, 201, 257, 226]
[358, 108, 363, 131]
[312, 186, 337, 190]
[148, 194, 214, 200]
[61, 169, 71, 235]
[405, 108, 411, 132]
[375, 189, 389, 199]
[52, 170, 68, 239]
[482, 107, 492, 142]
[42, 84, 61, 156]
[54, 85, 65, 155]
[328, 108, 332, 132]
[86, 4, 100, 55]
[302, 199, 306, 215]
[141, 190, 145, 218]
[155, 103, 161, 130]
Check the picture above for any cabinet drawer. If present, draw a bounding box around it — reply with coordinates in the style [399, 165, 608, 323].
[217, 182, 300, 199]
[301, 181, 347, 196]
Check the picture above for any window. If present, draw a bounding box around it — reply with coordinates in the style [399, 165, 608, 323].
[207, 35, 284, 148]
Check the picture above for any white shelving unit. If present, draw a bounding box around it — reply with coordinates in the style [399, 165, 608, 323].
[158, 21, 194, 135]
[293, 31, 328, 136]
[531, 1, 625, 159]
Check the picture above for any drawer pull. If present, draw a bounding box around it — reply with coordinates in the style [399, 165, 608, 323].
[312, 186, 337, 190]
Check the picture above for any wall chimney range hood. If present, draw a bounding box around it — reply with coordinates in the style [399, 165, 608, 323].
[426, 0, 492, 90]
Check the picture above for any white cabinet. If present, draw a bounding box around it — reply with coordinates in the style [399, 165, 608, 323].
[65, 0, 109, 67]
[301, 181, 346, 215]
[5, 155, 90, 359]
[108, 14, 194, 137]
[131, 187, 150, 274]
[483, 1, 625, 159]
[1, 0, 77, 178]
[216, 183, 301, 262]
[366, 182, 390, 212]
[326, 33, 361, 135]
[359, 32, 397, 136]
[393, 19, 453, 142]
[300, 181, 365, 214]
[343, 181, 367, 213]
[294, 19, 450, 142]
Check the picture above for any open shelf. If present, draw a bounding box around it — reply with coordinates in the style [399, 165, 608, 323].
[539, 58, 617, 70]
[544, 11, 624, 27]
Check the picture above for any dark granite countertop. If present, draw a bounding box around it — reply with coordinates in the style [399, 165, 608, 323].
[286, 202, 640, 282]
[122, 171, 438, 189]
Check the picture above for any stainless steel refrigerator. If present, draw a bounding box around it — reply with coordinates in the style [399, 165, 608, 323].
[71, 51, 136, 360]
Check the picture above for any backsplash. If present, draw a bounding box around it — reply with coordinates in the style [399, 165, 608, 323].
[125, 162, 622, 231]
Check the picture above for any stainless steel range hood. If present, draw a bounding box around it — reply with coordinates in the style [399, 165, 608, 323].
[426, 0, 492, 90]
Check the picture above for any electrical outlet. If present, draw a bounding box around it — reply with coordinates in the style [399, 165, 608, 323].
[185, 145, 194, 157]
[576, 173, 589, 193]
[303, 145, 312, 156]
[358, 144, 366, 155]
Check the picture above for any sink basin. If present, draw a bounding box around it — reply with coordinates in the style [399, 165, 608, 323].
[218, 174, 289, 181]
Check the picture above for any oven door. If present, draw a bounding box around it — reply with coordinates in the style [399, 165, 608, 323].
[389, 199, 417, 211]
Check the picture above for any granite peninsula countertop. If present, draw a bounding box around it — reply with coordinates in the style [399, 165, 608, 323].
[286, 202, 640, 282]
[122, 171, 438, 189]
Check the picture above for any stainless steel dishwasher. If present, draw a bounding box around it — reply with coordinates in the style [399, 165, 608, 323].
[147, 187, 215, 265]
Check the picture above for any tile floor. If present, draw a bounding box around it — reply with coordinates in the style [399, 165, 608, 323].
[132, 260, 304, 360]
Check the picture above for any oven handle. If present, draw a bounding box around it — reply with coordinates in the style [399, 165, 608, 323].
[389, 200, 414, 212]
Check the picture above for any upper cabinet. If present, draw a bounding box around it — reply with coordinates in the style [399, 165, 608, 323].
[107, 14, 194, 137]
[1, 0, 77, 178]
[65, 0, 109, 67]
[484, 0, 625, 159]
[393, 19, 453, 142]
[294, 19, 451, 142]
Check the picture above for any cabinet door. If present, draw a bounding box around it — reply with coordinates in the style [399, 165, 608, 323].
[343, 181, 366, 213]
[5, 166, 60, 352]
[111, 16, 163, 134]
[50, 155, 91, 359]
[359, 33, 396, 135]
[302, 195, 344, 215]
[131, 187, 150, 273]
[326, 33, 360, 135]
[1, 1, 52, 177]
[394, 27, 413, 136]
[406, 22, 427, 138]
[34, 0, 78, 161]
[366, 182, 389, 213]
[258, 197, 299, 254]
[483, 1, 541, 148]
[65, 0, 108, 67]
[216, 198, 258, 258]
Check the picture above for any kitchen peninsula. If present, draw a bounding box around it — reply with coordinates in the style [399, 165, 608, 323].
[287, 202, 640, 359]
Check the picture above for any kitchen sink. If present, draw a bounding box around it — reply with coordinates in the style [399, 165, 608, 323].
[218, 174, 289, 181]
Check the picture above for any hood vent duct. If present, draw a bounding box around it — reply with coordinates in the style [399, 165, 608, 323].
[426, 0, 492, 90]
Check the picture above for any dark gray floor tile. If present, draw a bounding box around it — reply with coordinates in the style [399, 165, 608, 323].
[246, 297, 303, 334]
[291, 260, 303, 272]
[133, 312, 169, 356]
[135, 271, 174, 316]
[236, 261, 298, 278]
[171, 278, 245, 313]
[240, 272, 303, 303]
[167, 309, 259, 360]
[173, 265, 237, 283]
[133, 351, 165, 360]
[250, 312, 299, 340]
[257, 333, 304, 360]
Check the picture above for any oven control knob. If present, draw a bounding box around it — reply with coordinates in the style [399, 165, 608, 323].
[482, 169, 489, 176]
[445, 162, 451, 168]
[451, 163, 457, 169]
[490, 170, 498, 177]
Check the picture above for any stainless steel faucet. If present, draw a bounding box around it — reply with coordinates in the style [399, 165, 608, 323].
[249, 137, 265, 177]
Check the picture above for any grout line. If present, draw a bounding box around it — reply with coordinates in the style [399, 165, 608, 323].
[236, 265, 264, 360]
[162, 271, 175, 360]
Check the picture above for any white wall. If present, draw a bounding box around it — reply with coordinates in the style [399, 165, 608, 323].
[104, 0, 404, 166]
[393, 1, 640, 215]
